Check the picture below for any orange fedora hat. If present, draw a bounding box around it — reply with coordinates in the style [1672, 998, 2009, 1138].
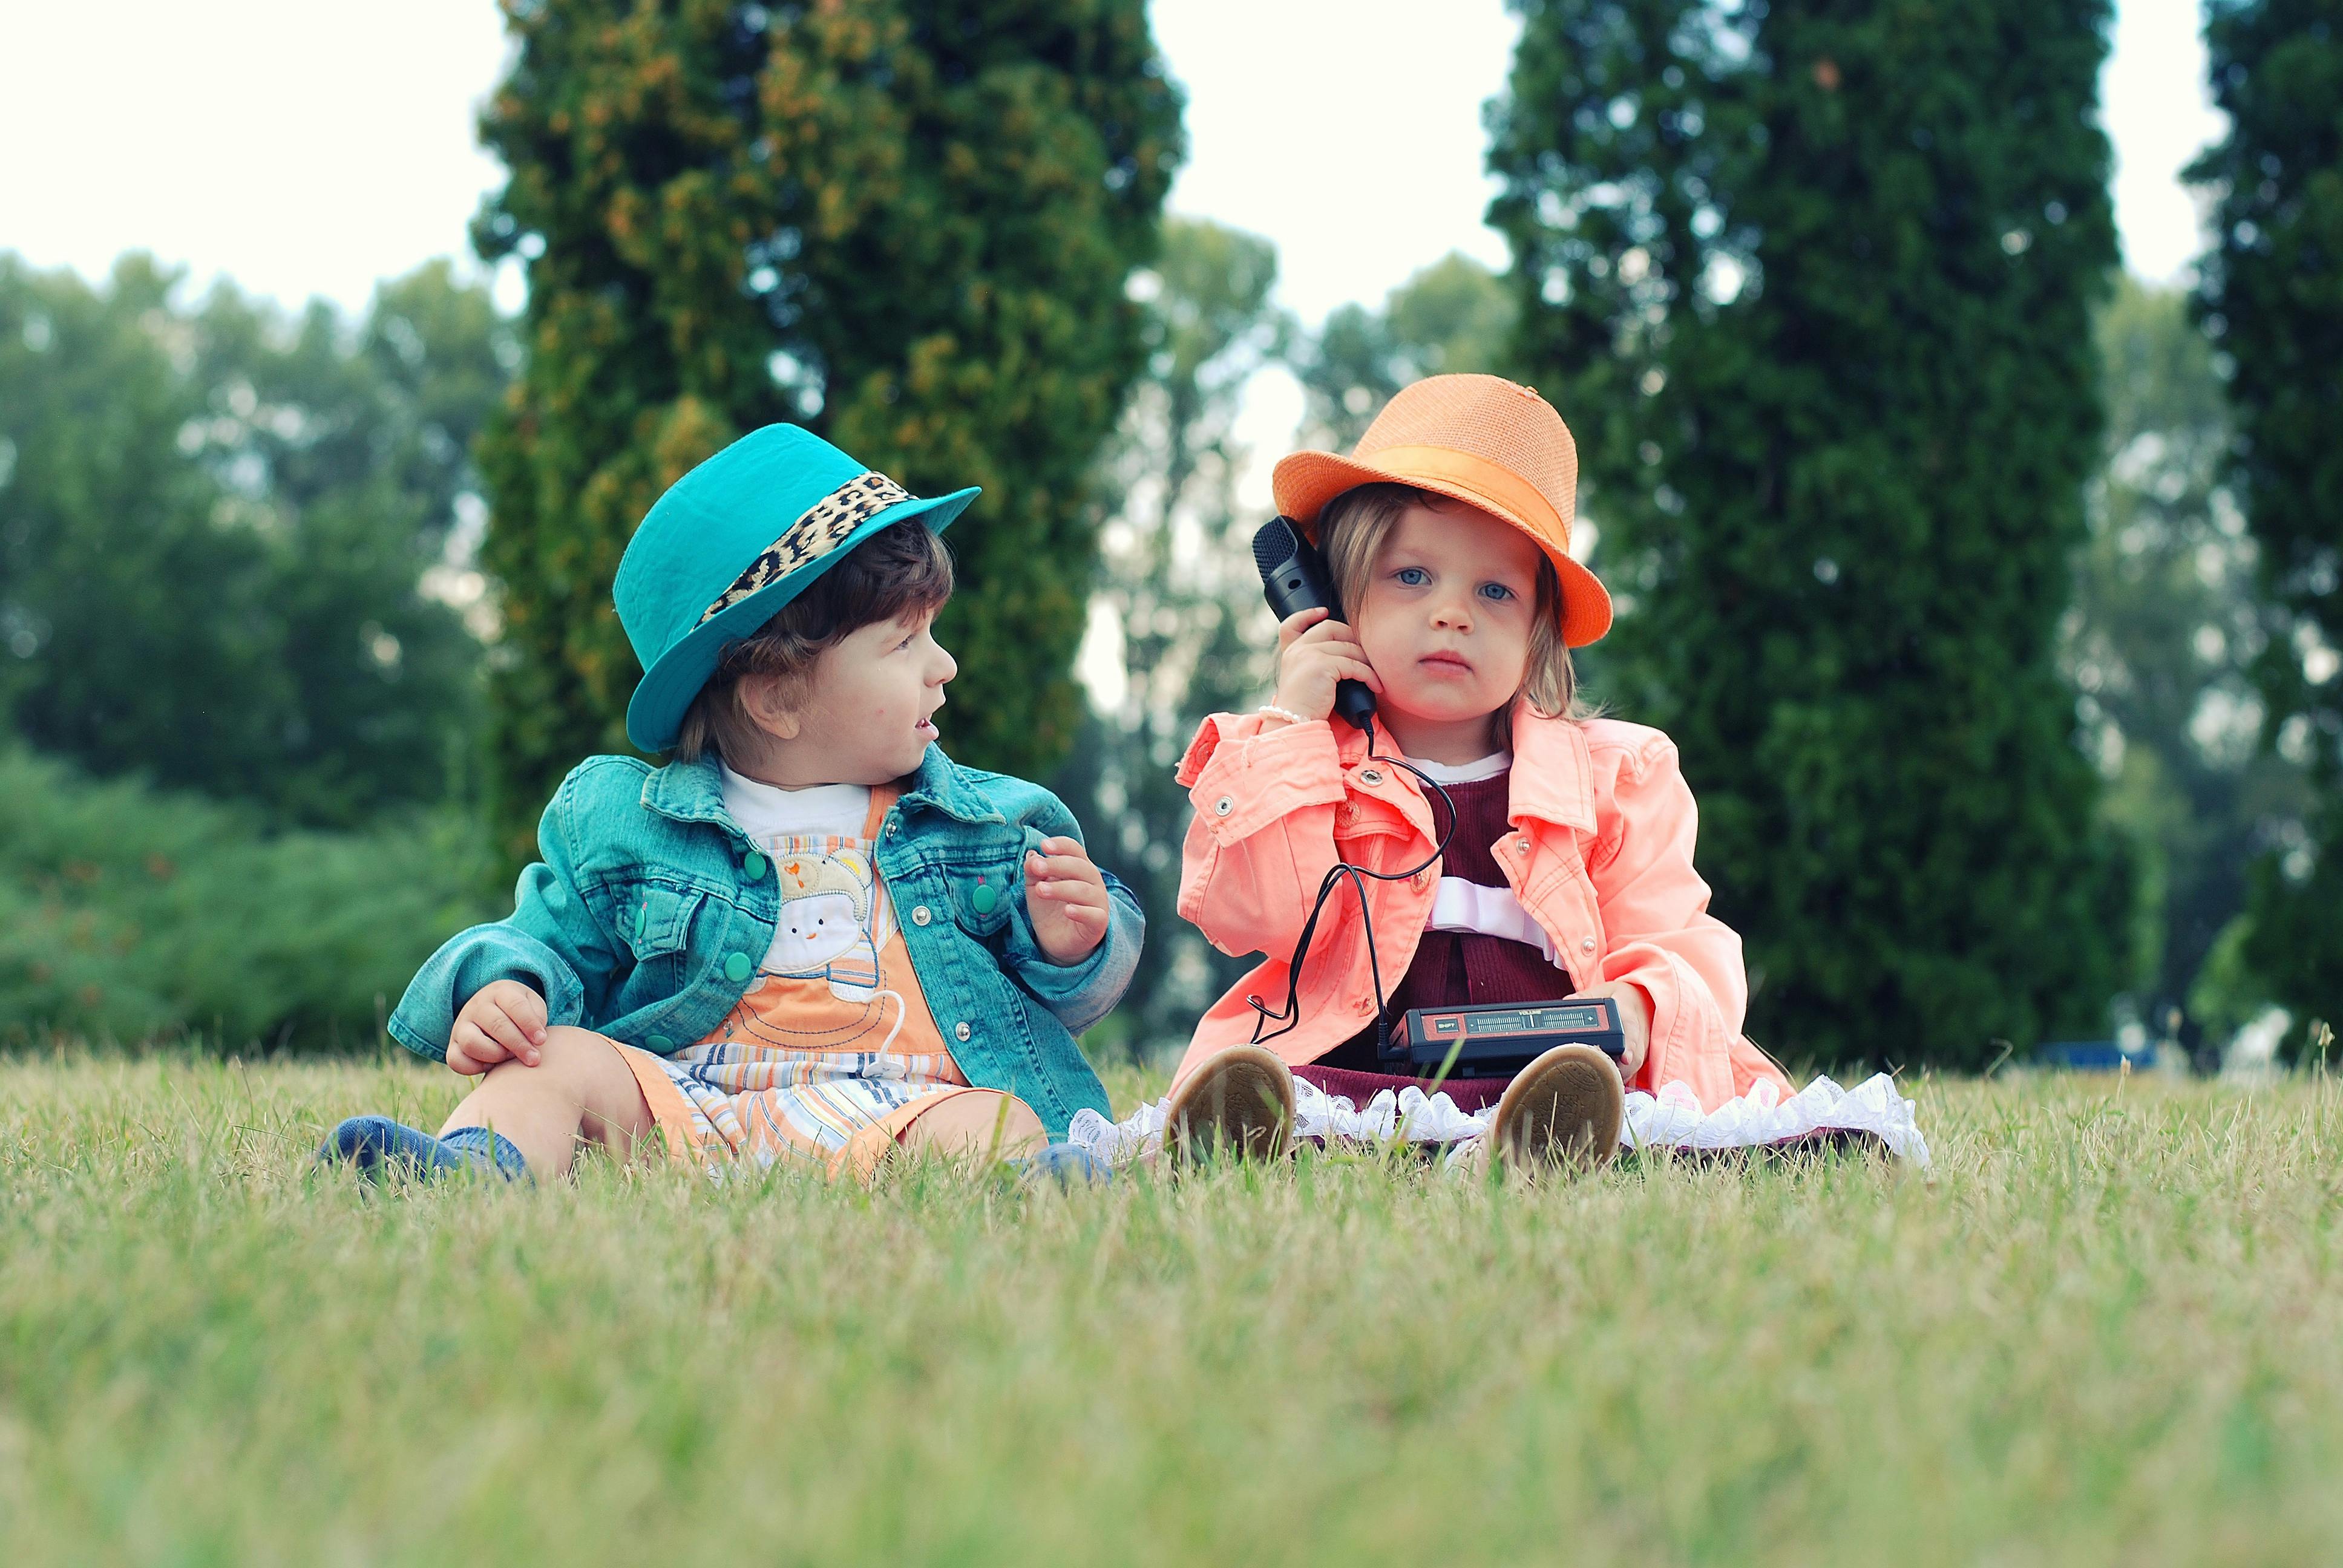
[1271, 373, 1611, 647]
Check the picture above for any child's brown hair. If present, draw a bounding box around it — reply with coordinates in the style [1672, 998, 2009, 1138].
[673, 520, 954, 765]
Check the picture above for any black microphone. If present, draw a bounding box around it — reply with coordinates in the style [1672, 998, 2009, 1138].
[1252, 516, 1377, 731]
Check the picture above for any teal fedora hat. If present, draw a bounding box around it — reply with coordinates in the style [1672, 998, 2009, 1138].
[615, 424, 978, 752]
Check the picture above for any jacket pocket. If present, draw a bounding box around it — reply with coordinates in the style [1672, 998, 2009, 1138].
[623, 883, 706, 962]
[948, 835, 1031, 944]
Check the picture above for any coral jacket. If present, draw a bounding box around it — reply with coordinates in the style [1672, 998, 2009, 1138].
[1173, 704, 1792, 1109]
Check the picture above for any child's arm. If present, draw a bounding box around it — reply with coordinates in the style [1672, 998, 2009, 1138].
[1173, 713, 1351, 962]
[387, 762, 628, 1066]
[997, 799, 1145, 1035]
[1173, 607, 1375, 962]
[1587, 733, 1777, 1105]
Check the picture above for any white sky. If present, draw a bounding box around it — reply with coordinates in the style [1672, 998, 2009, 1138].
[0, 0, 2224, 322]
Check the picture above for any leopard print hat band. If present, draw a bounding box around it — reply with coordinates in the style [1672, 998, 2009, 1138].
[695, 470, 914, 628]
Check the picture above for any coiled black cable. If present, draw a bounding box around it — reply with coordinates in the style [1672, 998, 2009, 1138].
[1245, 719, 1459, 1060]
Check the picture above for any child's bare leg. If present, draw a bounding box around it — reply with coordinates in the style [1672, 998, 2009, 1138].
[894, 1089, 1047, 1163]
[439, 1026, 655, 1178]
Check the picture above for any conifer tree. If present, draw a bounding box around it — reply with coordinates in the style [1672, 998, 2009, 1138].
[1490, 0, 2129, 1068]
[473, 0, 1182, 853]
[2190, 0, 2343, 1050]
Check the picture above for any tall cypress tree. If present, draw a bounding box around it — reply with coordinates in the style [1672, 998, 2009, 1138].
[473, 0, 1182, 854]
[1490, 0, 2129, 1069]
[2191, 1, 2343, 1050]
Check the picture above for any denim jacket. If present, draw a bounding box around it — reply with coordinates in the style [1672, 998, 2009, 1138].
[388, 748, 1141, 1138]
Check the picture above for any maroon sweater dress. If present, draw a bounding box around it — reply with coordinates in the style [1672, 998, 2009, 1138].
[1299, 767, 1573, 1113]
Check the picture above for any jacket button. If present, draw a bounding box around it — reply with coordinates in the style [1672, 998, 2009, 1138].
[742, 849, 767, 880]
[1360, 768, 1383, 786]
[1213, 796, 1234, 818]
[647, 1034, 672, 1053]
[635, 906, 648, 939]
[912, 905, 932, 926]
[955, 1021, 972, 1042]
[1354, 998, 1372, 1014]
[724, 952, 752, 982]
[1581, 936, 1598, 953]
[1518, 837, 1532, 854]
[972, 883, 998, 914]
[886, 820, 899, 837]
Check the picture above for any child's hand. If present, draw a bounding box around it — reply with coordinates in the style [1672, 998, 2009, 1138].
[1023, 837, 1111, 965]
[448, 980, 548, 1076]
[1271, 607, 1382, 723]
[1576, 980, 1651, 1079]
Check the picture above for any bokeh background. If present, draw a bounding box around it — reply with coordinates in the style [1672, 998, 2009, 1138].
[1, 0, 2335, 1074]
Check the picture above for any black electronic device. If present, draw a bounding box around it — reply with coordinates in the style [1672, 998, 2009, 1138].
[1385, 996, 1627, 1080]
[1251, 515, 1377, 731]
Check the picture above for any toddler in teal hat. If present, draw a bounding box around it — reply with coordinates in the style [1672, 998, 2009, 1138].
[321, 425, 1141, 1186]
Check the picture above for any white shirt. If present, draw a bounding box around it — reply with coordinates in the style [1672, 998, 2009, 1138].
[719, 767, 871, 841]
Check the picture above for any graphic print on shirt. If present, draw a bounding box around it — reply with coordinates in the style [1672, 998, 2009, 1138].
[715, 837, 907, 1053]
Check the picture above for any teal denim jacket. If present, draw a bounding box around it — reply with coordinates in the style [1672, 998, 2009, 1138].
[388, 748, 1140, 1138]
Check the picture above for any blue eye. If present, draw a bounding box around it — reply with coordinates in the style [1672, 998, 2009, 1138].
[1480, 583, 1516, 603]
[1395, 567, 1430, 587]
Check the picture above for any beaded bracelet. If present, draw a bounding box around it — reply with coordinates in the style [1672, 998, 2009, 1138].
[1257, 703, 1309, 727]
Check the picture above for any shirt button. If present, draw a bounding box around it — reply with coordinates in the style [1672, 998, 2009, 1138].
[724, 952, 752, 983]
[955, 1021, 971, 1042]
[1213, 796, 1234, 818]
[913, 905, 932, 926]
[1581, 936, 1598, 953]
[1359, 768, 1383, 786]
[742, 849, 767, 880]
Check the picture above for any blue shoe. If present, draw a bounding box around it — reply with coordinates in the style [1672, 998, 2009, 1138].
[319, 1116, 529, 1183]
[1016, 1142, 1113, 1188]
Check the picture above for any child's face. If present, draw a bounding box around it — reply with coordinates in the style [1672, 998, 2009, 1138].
[763, 606, 957, 785]
[1351, 500, 1542, 745]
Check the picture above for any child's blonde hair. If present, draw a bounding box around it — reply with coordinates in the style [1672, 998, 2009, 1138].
[1318, 483, 1590, 748]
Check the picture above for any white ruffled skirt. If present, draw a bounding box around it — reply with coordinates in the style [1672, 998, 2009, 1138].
[1066, 1071, 1930, 1168]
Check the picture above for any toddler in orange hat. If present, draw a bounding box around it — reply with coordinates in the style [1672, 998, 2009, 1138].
[1150, 374, 1791, 1171]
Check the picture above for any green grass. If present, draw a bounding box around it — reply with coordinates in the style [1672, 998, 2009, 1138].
[2, 1053, 2339, 1565]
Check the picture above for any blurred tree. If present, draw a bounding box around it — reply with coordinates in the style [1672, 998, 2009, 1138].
[2189, 0, 2343, 1055]
[473, 0, 1184, 858]
[1051, 217, 1285, 1055]
[2069, 278, 2310, 1054]
[1490, 0, 2130, 1070]
[1297, 252, 1519, 451]
[0, 255, 502, 826]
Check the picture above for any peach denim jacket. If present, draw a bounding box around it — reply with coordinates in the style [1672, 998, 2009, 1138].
[1173, 704, 1792, 1109]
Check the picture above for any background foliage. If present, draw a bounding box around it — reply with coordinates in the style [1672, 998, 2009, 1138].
[2191, 0, 2343, 1057]
[1489, 0, 2134, 1071]
[0, 255, 503, 828]
[472, 0, 1184, 858]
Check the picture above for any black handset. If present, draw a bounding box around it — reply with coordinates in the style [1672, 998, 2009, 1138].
[1251, 516, 1377, 731]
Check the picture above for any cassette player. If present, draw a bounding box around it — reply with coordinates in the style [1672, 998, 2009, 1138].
[1383, 997, 1627, 1080]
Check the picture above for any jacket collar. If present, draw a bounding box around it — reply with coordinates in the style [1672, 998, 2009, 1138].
[1504, 701, 1598, 835]
[893, 743, 1009, 825]
[641, 744, 1006, 831]
[638, 753, 743, 834]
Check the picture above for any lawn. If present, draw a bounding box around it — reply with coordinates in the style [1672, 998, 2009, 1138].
[1, 1051, 2338, 1565]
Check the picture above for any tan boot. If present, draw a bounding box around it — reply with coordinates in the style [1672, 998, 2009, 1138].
[1161, 1045, 1296, 1166]
[1489, 1044, 1624, 1172]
